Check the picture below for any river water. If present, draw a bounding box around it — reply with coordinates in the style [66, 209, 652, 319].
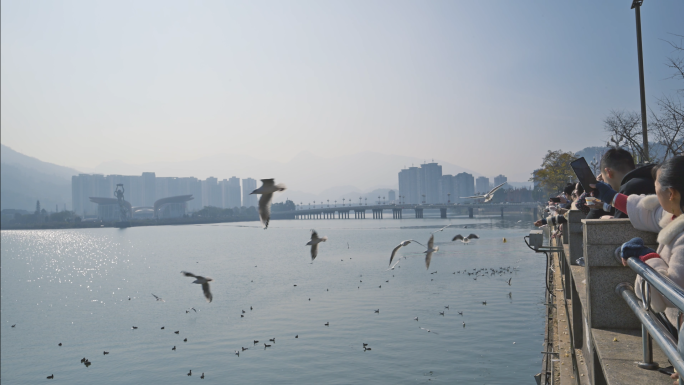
[1, 212, 546, 384]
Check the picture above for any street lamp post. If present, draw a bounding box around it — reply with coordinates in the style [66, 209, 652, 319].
[632, 0, 649, 160]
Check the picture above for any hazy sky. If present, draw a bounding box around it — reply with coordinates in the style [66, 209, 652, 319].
[2, 1, 682, 181]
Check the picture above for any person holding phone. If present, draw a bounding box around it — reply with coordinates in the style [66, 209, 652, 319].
[585, 148, 656, 219]
[591, 155, 683, 330]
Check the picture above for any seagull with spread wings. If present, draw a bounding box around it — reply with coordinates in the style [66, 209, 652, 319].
[306, 229, 328, 262]
[388, 239, 426, 266]
[431, 224, 451, 234]
[460, 182, 506, 202]
[250, 179, 287, 229]
[181, 271, 213, 303]
[452, 234, 479, 244]
[424, 234, 439, 269]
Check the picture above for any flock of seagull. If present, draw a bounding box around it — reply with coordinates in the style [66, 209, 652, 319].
[21, 178, 523, 381]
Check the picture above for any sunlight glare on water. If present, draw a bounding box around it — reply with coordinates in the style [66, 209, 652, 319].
[1, 213, 545, 384]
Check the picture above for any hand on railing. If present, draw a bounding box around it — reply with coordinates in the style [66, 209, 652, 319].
[619, 237, 657, 267]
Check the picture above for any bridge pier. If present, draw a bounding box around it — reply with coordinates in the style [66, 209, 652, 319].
[415, 208, 423, 218]
[468, 207, 474, 218]
[392, 209, 402, 219]
[440, 208, 447, 219]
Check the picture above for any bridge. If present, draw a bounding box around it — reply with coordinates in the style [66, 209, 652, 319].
[271, 202, 540, 220]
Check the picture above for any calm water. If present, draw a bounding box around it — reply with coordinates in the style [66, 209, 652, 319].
[1, 213, 546, 384]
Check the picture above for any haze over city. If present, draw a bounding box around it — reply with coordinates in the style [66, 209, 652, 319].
[2, 0, 682, 188]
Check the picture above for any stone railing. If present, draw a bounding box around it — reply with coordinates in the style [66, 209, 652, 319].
[550, 209, 674, 384]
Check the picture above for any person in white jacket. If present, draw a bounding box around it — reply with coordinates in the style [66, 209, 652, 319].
[592, 155, 683, 326]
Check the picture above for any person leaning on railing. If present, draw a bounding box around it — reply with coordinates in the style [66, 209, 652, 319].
[534, 183, 584, 227]
[592, 155, 684, 328]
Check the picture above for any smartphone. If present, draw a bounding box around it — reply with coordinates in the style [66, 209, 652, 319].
[549, 197, 561, 203]
[570, 157, 598, 193]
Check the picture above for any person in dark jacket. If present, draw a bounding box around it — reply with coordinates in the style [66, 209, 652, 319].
[586, 148, 655, 218]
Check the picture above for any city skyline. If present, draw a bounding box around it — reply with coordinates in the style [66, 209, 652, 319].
[2, 1, 683, 183]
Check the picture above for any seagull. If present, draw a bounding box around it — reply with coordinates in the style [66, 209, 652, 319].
[414, 317, 419, 321]
[103, 351, 109, 355]
[250, 179, 287, 229]
[424, 234, 439, 269]
[172, 346, 176, 350]
[452, 234, 480, 244]
[307, 230, 328, 261]
[235, 350, 240, 356]
[201, 373, 205, 379]
[431, 224, 452, 234]
[152, 294, 164, 302]
[460, 182, 506, 202]
[188, 370, 192, 376]
[458, 311, 463, 316]
[47, 374, 54, 379]
[181, 271, 213, 303]
[507, 278, 512, 286]
[389, 240, 426, 266]
[264, 343, 271, 348]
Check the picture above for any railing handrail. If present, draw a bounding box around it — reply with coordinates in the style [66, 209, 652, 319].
[617, 250, 684, 312]
[616, 283, 684, 378]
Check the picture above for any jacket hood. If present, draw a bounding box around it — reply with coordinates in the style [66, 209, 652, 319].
[621, 164, 656, 186]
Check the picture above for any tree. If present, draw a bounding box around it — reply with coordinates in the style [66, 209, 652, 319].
[650, 33, 684, 159]
[530, 150, 577, 195]
[603, 110, 655, 163]
[272, 200, 296, 212]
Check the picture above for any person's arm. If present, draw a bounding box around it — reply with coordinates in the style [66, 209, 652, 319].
[634, 238, 684, 313]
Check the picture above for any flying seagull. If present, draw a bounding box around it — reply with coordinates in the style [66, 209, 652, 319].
[452, 234, 480, 244]
[424, 234, 439, 269]
[431, 224, 451, 234]
[388, 240, 426, 266]
[307, 229, 328, 261]
[181, 271, 213, 303]
[460, 182, 506, 202]
[152, 294, 165, 302]
[250, 179, 287, 229]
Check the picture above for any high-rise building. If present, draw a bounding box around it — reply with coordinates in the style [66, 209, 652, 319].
[476, 177, 490, 194]
[439, 175, 454, 203]
[71, 174, 110, 217]
[420, 163, 442, 204]
[454, 172, 475, 202]
[387, 190, 396, 203]
[178, 177, 202, 211]
[494, 174, 508, 188]
[241, 178, 258, 208]
[221, 177, 242, 209]
[398, 166, 421, 204]
[201, 177, 222, 208]
[142, 172, 156, 207]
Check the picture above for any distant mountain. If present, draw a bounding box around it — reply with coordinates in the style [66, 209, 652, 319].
[1, 144, 80, 211]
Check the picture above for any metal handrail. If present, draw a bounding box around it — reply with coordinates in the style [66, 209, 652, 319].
[616, 283, 684, 379]
[616, 250, 684, 311]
